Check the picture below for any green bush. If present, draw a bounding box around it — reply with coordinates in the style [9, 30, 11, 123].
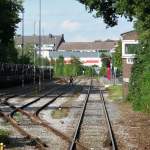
[128, 43, 150, 113]
[107, 85, 123, 101]
[0, 129, 10, 144]
[99, 66, 107, 77]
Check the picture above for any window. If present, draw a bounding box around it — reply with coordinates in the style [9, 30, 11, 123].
[127, 58, 134, 64]
[125, 44, 139, 54]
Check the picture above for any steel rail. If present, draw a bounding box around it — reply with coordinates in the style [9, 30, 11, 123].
[0, 109, 47, 150]
[0, 84, 66, 149]
[14, 80, 87, 149]
[69, 79, 92, 150]
[32, 83, 88, 150]
[1, 79, 87, 149]
[8, 84, 77, 148]
[99, 87, 118, 150]
[0, 81, 54, 104]
[10, 84, 63, 117]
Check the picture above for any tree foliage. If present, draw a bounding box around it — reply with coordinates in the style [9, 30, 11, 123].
[112, 41, 122, 72]
[128, 43, 150, 112]
[53, 56, 96, 77]
[77, 0, 150, 112]
[77, 0, 150, 30]
[0, 0, 22, 62]
[55, 56, 64, 76]
[99, 53, 110, 77]
[70, 56, 82, 76]
[17, 44, 50, 66]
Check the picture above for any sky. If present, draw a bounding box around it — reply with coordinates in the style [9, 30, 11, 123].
[16, 0, 134, 42]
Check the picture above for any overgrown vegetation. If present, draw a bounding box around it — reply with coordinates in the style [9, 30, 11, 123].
[14, 112, 22, 122]
[51, 108, 69, 119]
[128, 43, 150, 112]
[17, 44, 50, 66]
[77, 0, 150, 112]
[99, 53, 110, 77]
[0, 1, 49, 65]
[0, 128, 11, 144]
[112, 41, 122, 74]
[0, 0, 22, 63]
[53, 56, 97, 77]
[107, 85, 123, 101]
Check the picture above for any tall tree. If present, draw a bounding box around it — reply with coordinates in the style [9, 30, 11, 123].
[70, 56, 82, 76]
[77, 0, 150, 32]
[112, 41, 122, 72]
[77, 0, 150, 112]
[55, 56, 64, 76]
[0, 0, 22, 62]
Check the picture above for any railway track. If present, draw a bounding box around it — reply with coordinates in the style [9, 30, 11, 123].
[0, 78, 117, 149]
[0, 78, 86, 149]
[0, 81, 51, 102]
[0, 84, 69, 149]
[68, 79, 118, 150]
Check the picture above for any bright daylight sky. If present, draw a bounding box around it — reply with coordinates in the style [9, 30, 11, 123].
[16, 0, 134, 42]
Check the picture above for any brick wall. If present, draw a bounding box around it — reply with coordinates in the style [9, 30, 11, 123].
[122, 59, 133, 78]
[122, 58, 134, 98]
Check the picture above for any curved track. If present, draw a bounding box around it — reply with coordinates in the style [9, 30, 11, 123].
[0, 80, 68, 149]
[0, 78, 117, 150]
[0, 79, 86, 149]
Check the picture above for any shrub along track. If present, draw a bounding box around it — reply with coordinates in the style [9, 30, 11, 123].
[68, 79, 118, 150]
[0, 79, 87, 149]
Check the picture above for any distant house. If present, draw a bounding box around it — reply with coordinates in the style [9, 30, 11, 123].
[121, 30, 139, 98]
[49, 51, 102, 67]
[15, 34, 117, 67]
[58, 41, 116, 52]
[56, 40, 117, 67]
[15, 34, 65, 58]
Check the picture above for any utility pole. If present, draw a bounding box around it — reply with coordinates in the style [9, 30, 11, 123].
[38, 0, 42, 90]
[33, 21, 36, 85]
[21, 8, 25, 88]
[42, 28, 45, 81]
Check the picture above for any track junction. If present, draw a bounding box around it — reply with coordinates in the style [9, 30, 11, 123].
[0, 77, 118, 150]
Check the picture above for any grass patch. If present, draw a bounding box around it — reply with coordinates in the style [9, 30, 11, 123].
[0, 129, 11, 144]
[14, 112, 22, 122]
[107, 85, 123, 101]
[51, 108, 69, 119]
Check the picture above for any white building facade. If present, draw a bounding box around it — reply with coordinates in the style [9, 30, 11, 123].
[121, 31, 139, 98]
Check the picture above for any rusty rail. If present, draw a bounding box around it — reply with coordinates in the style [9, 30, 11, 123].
[69, 79, 92, 150]
[99, 86, 118, 150]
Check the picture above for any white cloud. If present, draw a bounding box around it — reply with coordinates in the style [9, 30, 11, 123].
[61, 20, 80, 31]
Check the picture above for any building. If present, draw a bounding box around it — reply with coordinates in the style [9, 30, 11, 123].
[15, 34, 65, 58]
[56, 40, 117, 67]
[121, 31, 139, 98]
[15, 34, 117, 67]
[49, 51, 102, 67]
